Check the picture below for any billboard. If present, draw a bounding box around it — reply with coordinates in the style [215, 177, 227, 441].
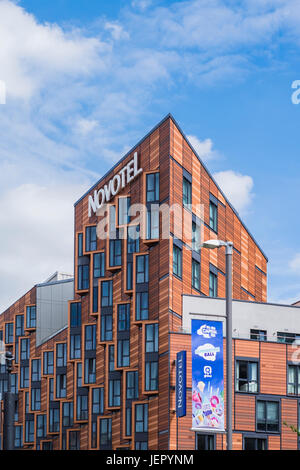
[192, 319, 224, 431]
[176, 350, 186, 417]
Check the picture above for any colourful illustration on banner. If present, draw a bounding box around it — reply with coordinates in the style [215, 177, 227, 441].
[192, 319, 224, 431]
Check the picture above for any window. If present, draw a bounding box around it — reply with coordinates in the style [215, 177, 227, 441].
[56, 373, 66, 398]
[78, 264, 89, 290]
[15, 315, 24, 338]
[49, 378, 54, 402]
[42, 441, 53, 450]
[93, 286, 99, 313]
[14, 425, 23, 449]
[77, 363, 82, 388]
[126, 371, 138, 400]
[145, 324, 159, 353]
[236, 360, 258, 393]
[62, 402, 74, 427]
[26, 306, 36, 329]
[192, 221, 201, 253]
[69, 431, 80, 450]
[101, 280, 113, 307]
[209, 270, 218, 297]
[257, 400, 279, 432]
[43, 351, 54, 375]
[77, 394, 88, 420]
[70, 334, 81, 359]
[49, 408, 60, 433]
[136, 255, 149, 284]
[78, 233, 83, 257]
[135, 403, 148, 433]
[5, 323, 14, 344]
[91, 421, 97, 449]
[11, 374, 18, 394]
[36, 415, 46, 439]
[127, 225, 140, 253]
[109, 232, 122, 266]
[125, 406, 132, 436]
[70, 303, 81, 327]
[192, 259, 200, 291]
[146, 173, 159, 202]
[127, 261, 133, 291]
[93, 253, 105, 278]
[31, 388, 41, 411]
[288, 365, 300, 395]
[84, 358, 96, 384]
[20, 366, 29, 388]
[146, 206, 159, 240]
[251, 329, 267, 341]
[209, 201, 218, 232]
[108, 345, 115, 372]
[26, 309, 35, 332]
[173, 244, 182, 278]
[108, 379, 121, 407]
[136, 292, 149, 321]
[25, 419, 34, 443]
[183, 176, 192, 207]
[31, 359, 41, 382]
[56, 343, 67, 368]
[85, 226, 97, 252]
[92, 388, 104, 415]
[100, 418, 112, 449]
[244, 437, 267, 450]
[277, 332, 300, 344]
[135, 441, 148, 450]
[117, 339, 130, 367]
[145, 361, 158, 391]
[101, 313, 113, 342]
[118, 304, 130, 332]
[118, 197, 131, 225]
[196, 434, 215, 450]
[85, 325, 96, 351]
[20, 338, 30, 361]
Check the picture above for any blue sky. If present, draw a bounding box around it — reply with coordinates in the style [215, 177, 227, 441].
[0, 0, 300, 311]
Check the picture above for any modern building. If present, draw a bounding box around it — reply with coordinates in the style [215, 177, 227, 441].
[2, 113, 297, 450]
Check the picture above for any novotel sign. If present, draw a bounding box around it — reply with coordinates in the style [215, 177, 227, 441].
[88, 152, 143, 217]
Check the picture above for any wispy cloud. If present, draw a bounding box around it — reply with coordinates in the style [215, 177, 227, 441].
[213, 170, 254, 215]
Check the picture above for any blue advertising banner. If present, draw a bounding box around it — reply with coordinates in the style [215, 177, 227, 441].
[176, 351, 186, 417]
[191, 319, 224, 431]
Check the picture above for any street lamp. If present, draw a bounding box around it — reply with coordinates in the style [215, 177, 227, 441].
[202, 239, 233, 451]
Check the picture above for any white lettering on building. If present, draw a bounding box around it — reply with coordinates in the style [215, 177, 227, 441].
[88, 152, 143, 217]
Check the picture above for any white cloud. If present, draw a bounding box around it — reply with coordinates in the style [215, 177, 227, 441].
[0, 182, 89, 312]
[187, 135, 219, 162]
[131, 0, 153, 11]
[104, 22, 129, 41]
[213, 170, 254, 214]
[289, 253, 300, 273]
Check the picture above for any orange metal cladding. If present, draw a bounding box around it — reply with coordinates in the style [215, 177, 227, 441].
[0, 115, 270, 450]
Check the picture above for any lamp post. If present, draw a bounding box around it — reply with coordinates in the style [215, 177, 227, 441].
[3, 350, 15, 450]
[202, 239, 233, 450]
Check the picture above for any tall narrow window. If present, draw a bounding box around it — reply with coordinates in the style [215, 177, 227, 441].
[145, 324, 158, 353]
[117, 339, 130, 367]
[183, 177, 192, 207]
[126, 371, 138, 400]
[146, 206, 159, 240]
[192, 221, 201, 253]
[108, 379, 121, 407]
[173, 244, 182, 278]
[101, 280, 113, 307]
[85, 325, 96, 351]
[43, 351, 54, 375]
[136, 255, 149, 284]
[56, 343, 67, 368]
[77, 394, 88, 420]
[135, 404, 148, 433]
[85, 226, 97, 252]
[78, 264, 89, 290]
[127, 226, 140, 253]
[192, 259, 200, 291]
[109, 230, 122, 266]
[70, 303, 81, 327]
[146, 173, 159, 202]
[70, 334, 81, 360]
[78, 233, 83, 257]
[84, 358, 96, 384]
[118, 197, 131, 225]
[288, 365, 300, 395]
[118, 304, 130, 332]
[93, 253, 105, 278]
[135, 292, 149, 321]
[26, 306, 36, 329]
[209, 201, 218, 232]
[31, 359, 41, 382]
[100, 418, 112, 449]
[209, 271, 218, 297]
